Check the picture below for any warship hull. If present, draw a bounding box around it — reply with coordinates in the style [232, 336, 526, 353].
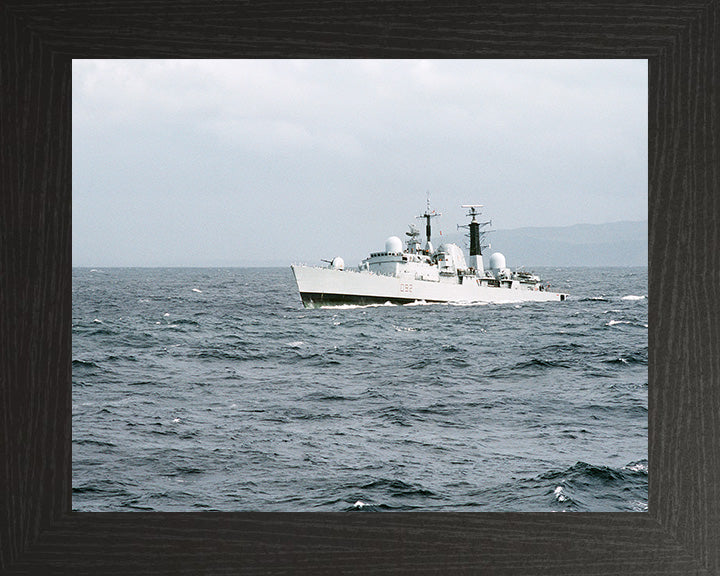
[291, 265, 566, 308]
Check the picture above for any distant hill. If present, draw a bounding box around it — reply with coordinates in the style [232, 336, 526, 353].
[441, 220, 647, 267]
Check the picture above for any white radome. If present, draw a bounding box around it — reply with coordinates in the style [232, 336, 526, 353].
[489, 252, 506, 271]
[385, 236, 403, 253]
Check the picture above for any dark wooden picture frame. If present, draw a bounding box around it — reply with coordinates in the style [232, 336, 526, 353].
[1, 2, 717, 574]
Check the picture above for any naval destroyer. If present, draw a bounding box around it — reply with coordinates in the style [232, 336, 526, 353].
[291, 204, 568, 308]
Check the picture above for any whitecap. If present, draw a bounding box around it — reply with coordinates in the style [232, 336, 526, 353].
[606, 320, 632, 326]
[163, 312, 170, 317]
[553, 486, 567, 502]
[623, 462, 648, 473]
[286, 341, 304, 348]
[394, 325, 417, 332]
[448, 300, 490, 307]
[192, 288, 202, 293]
[324, 303, 396, 309]
[353, 500, 366, 509]
[621, 295, 647, 301]
[93, 318, 103, 323]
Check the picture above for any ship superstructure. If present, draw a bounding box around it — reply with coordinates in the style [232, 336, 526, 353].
[291, 204, 567, 308]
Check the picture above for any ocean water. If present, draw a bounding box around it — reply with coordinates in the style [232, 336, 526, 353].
[72, 266, 648, 512]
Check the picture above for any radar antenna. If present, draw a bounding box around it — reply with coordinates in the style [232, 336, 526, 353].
[405, 224, 422, 253]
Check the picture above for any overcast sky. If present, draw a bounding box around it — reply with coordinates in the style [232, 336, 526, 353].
[72, 59, 647, 267]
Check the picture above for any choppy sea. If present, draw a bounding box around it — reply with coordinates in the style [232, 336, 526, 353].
[73, 266, 647, 512]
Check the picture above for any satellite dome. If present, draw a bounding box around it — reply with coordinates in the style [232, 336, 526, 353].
[385, 236, 403, 253]
[330, 257, 344, 270]
[489, 252, 506, 270]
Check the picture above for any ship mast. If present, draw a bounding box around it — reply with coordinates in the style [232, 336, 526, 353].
[461, 204, 492, 273]
[417, 194, 441, 253]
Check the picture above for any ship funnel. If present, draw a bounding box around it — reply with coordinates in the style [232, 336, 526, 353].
[461, 204, 491, 274]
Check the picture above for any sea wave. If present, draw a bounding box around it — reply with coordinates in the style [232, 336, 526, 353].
[72, 359, 100, 368]
[529, 460, 648, 511]
[73, 266, 647, 512]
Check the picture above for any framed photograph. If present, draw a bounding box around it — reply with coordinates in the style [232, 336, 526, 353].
[71, 59, 648, 518]
[2, 2, 717, 574]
